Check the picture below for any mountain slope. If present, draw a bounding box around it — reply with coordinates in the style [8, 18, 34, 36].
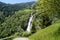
[0, 1, 36, 24]
[0, 9, 33, 38]
[29, 23, 60, 40]
[0, 1, 36, 11]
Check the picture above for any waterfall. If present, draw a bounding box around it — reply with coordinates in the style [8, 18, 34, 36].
[26, 13, 34, 32]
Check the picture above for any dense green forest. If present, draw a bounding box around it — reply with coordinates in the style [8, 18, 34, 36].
[0, 0, 60, 40]
[0, 1, 36, 24]
[0, 1, 36, 40]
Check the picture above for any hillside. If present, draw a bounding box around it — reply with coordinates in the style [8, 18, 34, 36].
[0, 0, 60, 40]
[0, 1, 36, 24]
[0, 1, 36, 11]
[29, 23, 60, 40]
[0, 9, 35, 39]
[0, 1, 36, 39]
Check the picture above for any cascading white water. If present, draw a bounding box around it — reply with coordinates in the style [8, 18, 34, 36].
[26, 14, 33, 32]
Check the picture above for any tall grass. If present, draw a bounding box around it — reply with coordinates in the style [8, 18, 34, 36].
[29, 23, 60, 40]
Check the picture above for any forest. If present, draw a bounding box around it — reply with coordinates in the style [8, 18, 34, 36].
[0, 0, 60, 40]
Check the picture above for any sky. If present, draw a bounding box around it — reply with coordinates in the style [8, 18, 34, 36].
[0, 0, 36, 4]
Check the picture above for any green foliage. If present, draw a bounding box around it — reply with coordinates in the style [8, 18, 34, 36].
[37, 0, 60, 15]
[0, 0, 60, 40]
[35, 0, 60, 28]
[21, 31, 31, 37]
[54, 19, 60, 24]
[0, 1, 35, 24]
[29, 23, 60, 40]
[0, 1, 36, 39]
[0, 1, 35, 11]
[0, 12, 4, 24]
[0, 9, 33, 38]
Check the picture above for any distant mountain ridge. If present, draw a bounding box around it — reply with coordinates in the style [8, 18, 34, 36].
[0, 1, 36, 11]
[0, 1, 36, 24]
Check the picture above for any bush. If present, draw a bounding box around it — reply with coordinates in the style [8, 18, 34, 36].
[21, 31, 31, 37]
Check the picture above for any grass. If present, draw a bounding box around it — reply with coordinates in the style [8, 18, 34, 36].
[29, 23, 60, 40]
